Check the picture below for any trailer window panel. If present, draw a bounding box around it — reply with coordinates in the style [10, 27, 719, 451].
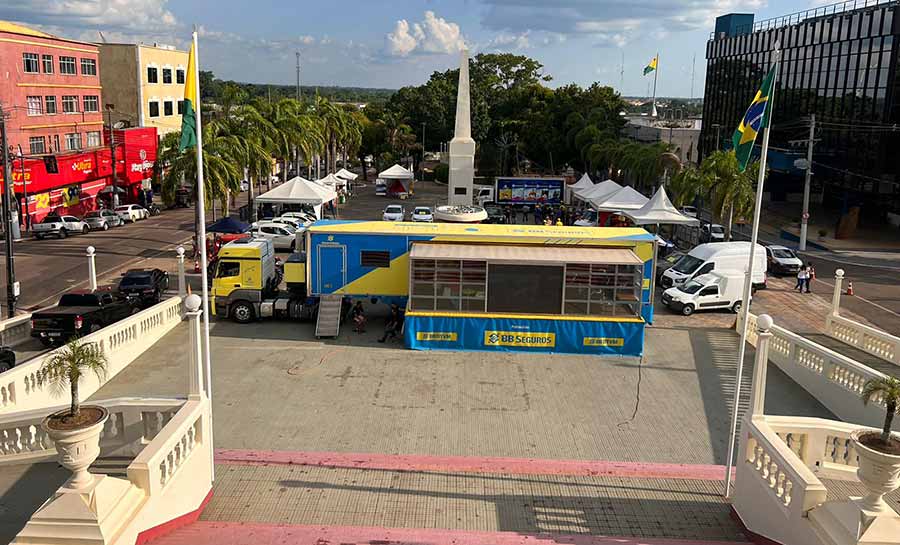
[361, 250, 391, 268]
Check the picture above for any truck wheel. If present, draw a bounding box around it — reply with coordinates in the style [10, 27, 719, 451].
[58, 229, 67, 239]
[39, 337, 55, 348]
[0, 360, 10, 373]
[681, 304, 695, 316]
[82, 226, 90, 234]
[231, 301, 255, 324]
[35, 234, 44, 240]
[732, 301, 742, 314]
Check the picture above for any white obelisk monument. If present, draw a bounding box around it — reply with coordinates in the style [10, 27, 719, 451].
[448, 48, 475, 206]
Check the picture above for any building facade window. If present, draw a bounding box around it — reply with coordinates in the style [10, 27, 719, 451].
[23, 53, 40, 73]
[86, 131, 101, 148]
[45, 96, 57, 114]
[59, 56, 77, 75]
[163, 100, 174, 116]
[147, 66, 158, 83]
[62, 95, 79, 113]
[177, 100, 185, 115]
[162, 68, 172, 84]
[65, 133, 82, 150]
[148, 101, 160, 117]
[29, 136, 46, 155]
[83, 95, 99, 112]
[52, 135, 60, 153]
[176, 68, 185, 84]
[42, 54, 53, 73]
[80, 58, 97, 76]
[26, 96, 43, 116]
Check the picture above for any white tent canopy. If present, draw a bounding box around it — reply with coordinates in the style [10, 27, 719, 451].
[571, 173, 593, 191]
[316, 173, 348, 187]
[378, 164, 414, 179]
[335, 168, 358, 181]
[590, 185, 649, 211]
[622, 186, 700, 226]
[575, 179, 622, 202]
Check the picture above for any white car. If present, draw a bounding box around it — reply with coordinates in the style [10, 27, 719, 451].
[701, 223, 726, 242]
[382, 205, 405, 222]
[249, 222, 297, 251]
[411, 207, 433, 222]
[115, 204, 149, 223]
[680, 206, 698, 218]
[33, 214, 89, 239]
[280, 211, 317, 225]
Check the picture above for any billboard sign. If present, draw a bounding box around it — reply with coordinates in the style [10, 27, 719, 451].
[495, 177, 564, 205]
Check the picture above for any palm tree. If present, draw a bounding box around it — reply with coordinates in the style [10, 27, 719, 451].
[41, 338, 108, 419]
[696, 151, 758, 241]
[862, 376, 900, 443]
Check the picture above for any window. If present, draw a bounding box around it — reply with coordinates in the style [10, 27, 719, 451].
[23, 53, 39, 73]
[410, 259, 487, 312]
[86, 131, 101, 148]
[216, 261, 241, 278]
[177, 100, 185, 115]
[65, 133, 82, 150]
[52, 135, 60, 153]
[147, 66, 158, 83]
[83, 95, 99, 112]
[62, 95, 78, 113]
[563, 263, 641, 317]
[454, 187, 468, 195]
[26, 96, 43, 116]
[176, 68, 185, 84]
[148, 101, 160, 117]
[162, 68, 172, 84]
[163, 100, 173, 116]
[699, 286, 719, 297]
[361, 250, 391, 268]
[29, 136, 46, 155]
[45, 96, 56, 114]
[42, 54, 53, 73]
[80, 58, 96, 76]
[695, 262, 714, 277]
[59, 56, 76, 75]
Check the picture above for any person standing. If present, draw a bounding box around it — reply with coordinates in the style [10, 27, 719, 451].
[378, 304, 404, 343]
[795, 265, 807, 292]
[522, 205, 530, 223]
[804, 262, 814, 293]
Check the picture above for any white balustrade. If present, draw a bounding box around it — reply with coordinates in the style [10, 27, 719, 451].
[0, 296, 183, 414]
[765, 416, 867, 478]
[0, 314, 33, 348]
[737, 312, 896, 431]
[826, 313, 900, 366]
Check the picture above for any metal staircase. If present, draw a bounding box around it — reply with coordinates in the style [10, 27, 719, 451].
[315, 295, 343, 338]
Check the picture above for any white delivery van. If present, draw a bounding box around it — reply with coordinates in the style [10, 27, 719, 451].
[661, 271, 748, 316]
[473, 186, 495, 206]
[659, 242, 767, 290]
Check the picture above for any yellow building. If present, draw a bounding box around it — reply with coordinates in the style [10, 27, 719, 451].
[98, 43, 188, 137]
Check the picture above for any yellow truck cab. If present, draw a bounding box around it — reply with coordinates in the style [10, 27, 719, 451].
[212, 238, 313, 323]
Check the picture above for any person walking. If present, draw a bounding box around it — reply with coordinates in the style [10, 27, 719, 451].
[795, 265, 807, 292]
[377, 304, 404, 343]
[522, 205, 530, 223]
[804, 262, 814, 293]
[351, 301, 367, 333]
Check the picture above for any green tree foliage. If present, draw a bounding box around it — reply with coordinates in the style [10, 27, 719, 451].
[41, 338, 108, 418]
[199, 71, 394, 105]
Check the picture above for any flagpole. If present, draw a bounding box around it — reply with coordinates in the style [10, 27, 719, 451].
[652, 53, 659, 117]
[192, 28, 215, 480]
[724, 45, 780, 498]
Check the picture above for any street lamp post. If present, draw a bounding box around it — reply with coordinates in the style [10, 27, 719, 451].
[16, 146, 28, 233]
[106, 105, 119, 207]
[0, 106, 18, 317]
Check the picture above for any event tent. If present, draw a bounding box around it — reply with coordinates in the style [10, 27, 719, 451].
[590, 185, 649, 211]
[378, 164, 415, 194]
[622, 187, 699, 226]
[316, 173, 348, 187]
[335, 168, 358, 181]
[567, 173, 593, 203]
[206, 217, 249, 234]
[575, 179, 622, 202]
[255, 176, 337, 218]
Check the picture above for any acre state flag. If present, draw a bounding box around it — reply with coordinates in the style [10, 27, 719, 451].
[179, 41, 198, 151]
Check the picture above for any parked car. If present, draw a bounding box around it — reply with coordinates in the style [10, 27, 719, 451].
[280, 211, 317, 225]
[115, 204, 150, 223]
[765, 245, 803, 276]
[265, 216, 305, 230]
[0, 346, 15, 373]
[483, 203, 507, 224]
[382, 205, 405, 221]
[117, 268, 170, 308]
[660, 241, 767, 290]
[30, 289, 137, 347]
[33, 214, 89, 239]
[240, 181, 250, 192]
[656, 250, 687, 279]
[700, 223, 726, 242]
[411, 206, 433, 222]
[680, 206, 698, 218]
[249, 222, 297, 251]
[83, 209, 124, 231]
[662, 271, 748, 316]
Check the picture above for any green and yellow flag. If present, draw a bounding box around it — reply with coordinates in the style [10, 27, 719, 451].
[731, 65, 776, 172]
[643, 55, 658, 76]
[179, 41, 198, 151]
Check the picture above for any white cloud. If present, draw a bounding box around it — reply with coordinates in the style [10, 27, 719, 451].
[385, 11, 466, 57]
[0, 0, 178, 34]
[485, 31, 531, 51]
[299, 35, 315, 45]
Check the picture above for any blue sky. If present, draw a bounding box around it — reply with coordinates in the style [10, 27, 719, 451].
[2, 0, 825, 97]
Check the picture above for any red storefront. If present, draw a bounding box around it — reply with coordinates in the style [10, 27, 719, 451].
[2, 127, 157, 225]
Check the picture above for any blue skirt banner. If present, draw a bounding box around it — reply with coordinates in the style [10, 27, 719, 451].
[404, 313, 644, 357]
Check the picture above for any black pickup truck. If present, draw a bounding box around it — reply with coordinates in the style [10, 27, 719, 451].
[30, 290, 137, 347]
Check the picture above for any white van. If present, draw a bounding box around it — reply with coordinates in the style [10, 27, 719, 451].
[659, 242, 767, 290]
[474, 186, 494, 206]
[661, 271, 748, 316]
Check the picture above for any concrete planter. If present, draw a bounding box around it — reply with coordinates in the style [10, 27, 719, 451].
[42, 406, 109, 490]
[851, 429, 900, 514]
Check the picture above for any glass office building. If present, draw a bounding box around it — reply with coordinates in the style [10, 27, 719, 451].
[701, 1, 900, 220]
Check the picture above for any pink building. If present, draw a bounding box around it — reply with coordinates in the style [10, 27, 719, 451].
[0, 21, 104, 157]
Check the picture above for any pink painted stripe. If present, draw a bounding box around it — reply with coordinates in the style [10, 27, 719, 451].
[153, 521, 751, 545]
[214, 449, 733, 481]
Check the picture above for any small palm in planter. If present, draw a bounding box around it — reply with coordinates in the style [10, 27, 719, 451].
[852, 376, 900, 513]
[40, 337, 110, 490]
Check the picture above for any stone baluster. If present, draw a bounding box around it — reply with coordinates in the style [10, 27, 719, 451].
[750, 314, 774, 416]
[185, 294, 204, 400]
[176, 246, 186, 298]
[831, 268, 844, 316]
[86, 246, 97, 292]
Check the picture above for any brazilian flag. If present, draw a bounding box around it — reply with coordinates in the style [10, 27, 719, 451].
[179, 41, 198, 151]
[732, 65, 776, 172]
[643, 55, 658, 76]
